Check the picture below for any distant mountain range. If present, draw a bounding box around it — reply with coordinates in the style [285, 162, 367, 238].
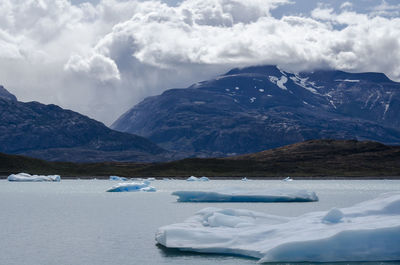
[112, 65, 400, 157]
[0, 86, 169, 162]
[1, 139, 399, 177]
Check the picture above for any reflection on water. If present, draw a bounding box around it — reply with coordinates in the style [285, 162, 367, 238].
[157, 244, 400, 265]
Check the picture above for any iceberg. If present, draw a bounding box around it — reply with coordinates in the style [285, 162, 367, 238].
[109, 175, 127, 181]
[7, 173, 61, 182]
[186, 176, 198, 181]
[172, 188, 318, 202]
[156, 192, 400, 263]
[282, 177, 293, 182]
[106, 181, 156, 192]
[186, 176, 210, 181]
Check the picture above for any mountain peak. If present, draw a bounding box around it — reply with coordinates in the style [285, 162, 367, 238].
[0, 85, 17, 101]
[224, 65, 280, 76]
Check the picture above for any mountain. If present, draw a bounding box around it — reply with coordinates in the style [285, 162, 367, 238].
[0, 85, 17, 101]
[1, 140, 399, 177]
[0, 86, 169, 162]
[112, 65, 400, 157]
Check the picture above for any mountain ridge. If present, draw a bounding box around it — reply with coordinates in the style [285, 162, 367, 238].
[0, 86, 170, 162]
[112, 65, 400, 157]
[1, 139, 399, 177]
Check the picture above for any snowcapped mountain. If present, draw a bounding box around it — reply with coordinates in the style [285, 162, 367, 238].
[0, 86, 169, 162]
[112, 65, 400, 157]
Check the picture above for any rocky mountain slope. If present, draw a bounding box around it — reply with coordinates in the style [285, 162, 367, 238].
[112, 65, 400, 157]
[1, 140, 399, 177]
[0, 86, 169, 162]
[0, 85, 17, 101]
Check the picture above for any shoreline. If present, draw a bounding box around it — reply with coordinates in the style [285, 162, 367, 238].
[1, 175, 400, 180]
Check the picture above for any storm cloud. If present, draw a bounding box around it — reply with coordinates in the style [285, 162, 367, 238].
[1, 0, 400, 125]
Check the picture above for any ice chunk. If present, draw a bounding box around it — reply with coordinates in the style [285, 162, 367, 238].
[186, 176, 198, 181]
[172, 188, 318, 202]
[106, 181, 156, 192]
[156, 192, 400, 263]
[109, 175, 127, 181]
[146, 177, 156, 181]
[186, 176, 209, 181]
[241, 177, 250, 181]
[8, 173, 60, 182]
[283, 177, 293, 182]
[322, 208, 344, 223]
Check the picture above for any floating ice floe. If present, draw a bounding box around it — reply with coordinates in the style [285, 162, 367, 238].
[156, 192, 400, 263]
[241, 177, 250, 181]
[7, 173, 61, 182]
[186, 176, 210, 182]
[106, 181, 156, 192]
[172, 188, 318, 202]
[283, 177, 293, 182]
[109, 175, 127, 181]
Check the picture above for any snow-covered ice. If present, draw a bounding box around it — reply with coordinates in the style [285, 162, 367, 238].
[156, 192, 400, 262]
[269, 75, 288, 90]
[109, 175, 127, 181]
[335, 79, 360, 83]
[106, 181, 156, 192]
[7, 173, 61, 182]
[283, 177, 293, 182]
[172, 188, 318, 202]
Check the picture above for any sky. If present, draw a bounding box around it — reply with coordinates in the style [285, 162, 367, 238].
[1, 0, 400, 125]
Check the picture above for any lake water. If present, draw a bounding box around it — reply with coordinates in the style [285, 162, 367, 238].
[0, 179, 399, 265]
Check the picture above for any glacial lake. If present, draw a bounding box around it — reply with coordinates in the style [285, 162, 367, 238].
[0, 179, 399, 265]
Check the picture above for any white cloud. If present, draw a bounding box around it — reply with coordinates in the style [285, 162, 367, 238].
[0, 0, 400, 125]
[370, 0, 400, 17]
[340, 2, 353, 10]
[0, 30, 23, 59]
[65, 53, 121, 81]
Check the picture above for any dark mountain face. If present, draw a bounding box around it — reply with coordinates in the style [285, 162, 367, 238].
[112, 65, 400, 157]
[0, 86, 17, 101]
[0, 86, 168, 162]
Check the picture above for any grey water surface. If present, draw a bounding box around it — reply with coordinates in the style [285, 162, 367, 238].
[0, 179, 399, 265]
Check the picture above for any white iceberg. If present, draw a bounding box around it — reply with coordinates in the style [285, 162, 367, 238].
[7, 173, 61, 182]
[109, 175, 127, 181]
[186, 176, 210, 182]
[241, 177, 250, 181]
[172, 188, 318, 202]
[106, 181, 156, 192]
[156, 192, 400, 263]
[283, 177, 293, 182]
